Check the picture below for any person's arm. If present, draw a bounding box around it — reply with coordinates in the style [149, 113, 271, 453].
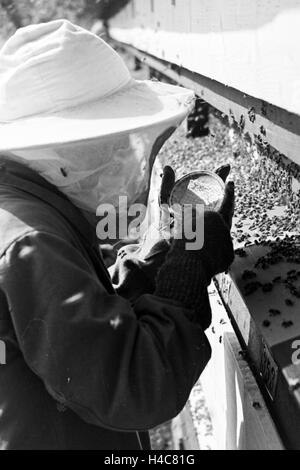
[0, 229, 211, 432]
[109, 238, 169, 301]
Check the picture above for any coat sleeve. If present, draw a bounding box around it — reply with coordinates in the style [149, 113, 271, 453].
[108, 240, 170, 301]
[0, 230, 211, 432]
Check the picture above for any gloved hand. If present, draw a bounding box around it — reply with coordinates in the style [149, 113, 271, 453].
[155, 165, 234, 329]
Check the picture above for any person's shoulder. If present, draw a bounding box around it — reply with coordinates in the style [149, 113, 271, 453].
[0, 189, 73, 258]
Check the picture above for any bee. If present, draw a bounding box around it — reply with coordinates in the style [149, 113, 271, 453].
[269, 309, 281, 317]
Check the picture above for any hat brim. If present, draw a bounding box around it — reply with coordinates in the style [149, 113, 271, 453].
[0, 80, 195, 152]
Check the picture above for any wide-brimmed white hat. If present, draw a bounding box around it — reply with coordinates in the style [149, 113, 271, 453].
[0, 19, 195, 152]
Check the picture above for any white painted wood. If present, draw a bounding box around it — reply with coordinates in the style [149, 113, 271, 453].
[181, 282, 284, 450]
[112, 40, 300, 165]
[110, 0, 300, 116]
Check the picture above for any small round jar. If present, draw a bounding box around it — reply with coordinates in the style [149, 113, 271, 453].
[169, 170, 225, 211]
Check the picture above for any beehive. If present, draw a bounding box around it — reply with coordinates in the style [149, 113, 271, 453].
[109, 0, 300, 449]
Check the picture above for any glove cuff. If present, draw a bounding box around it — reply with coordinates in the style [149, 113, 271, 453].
[155, 253, 212, 329]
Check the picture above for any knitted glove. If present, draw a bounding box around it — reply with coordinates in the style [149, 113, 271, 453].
[155, 181, 235, 329]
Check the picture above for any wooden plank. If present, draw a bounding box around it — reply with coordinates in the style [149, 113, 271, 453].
[215, 239, 300, 449]
[109, 39, 300, 168]
[204, 283, 283, 450]
[224, 331, 284, 450]
[172, 283, 283, 450]
[110, 0, 300, 116]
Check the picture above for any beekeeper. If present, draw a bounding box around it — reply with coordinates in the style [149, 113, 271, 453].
[0, 20, 234, 450]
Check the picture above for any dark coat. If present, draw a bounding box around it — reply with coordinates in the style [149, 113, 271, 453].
[0, 156, 211, 449]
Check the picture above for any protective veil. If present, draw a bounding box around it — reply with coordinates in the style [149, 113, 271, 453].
[12, 124, 167, 214]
